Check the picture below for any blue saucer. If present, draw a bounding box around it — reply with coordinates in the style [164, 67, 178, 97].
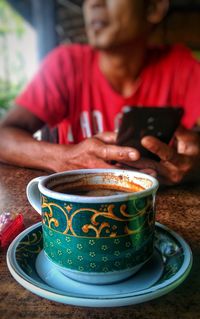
[6, 222, 193, 307]
[36, 249, 163, 296]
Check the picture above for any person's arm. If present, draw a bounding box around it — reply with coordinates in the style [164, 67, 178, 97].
[0, 105, 57, 171]
[0, 105, 140, 172]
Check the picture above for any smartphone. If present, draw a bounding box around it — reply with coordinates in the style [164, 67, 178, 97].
[116, 106, 184, 161]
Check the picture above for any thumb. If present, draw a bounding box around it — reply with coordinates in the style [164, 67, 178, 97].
[94, 131, 117, 144]
[175, 127, 200, 155]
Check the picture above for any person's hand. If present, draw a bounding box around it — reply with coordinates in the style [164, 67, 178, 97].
[54, 132, 140, 171]
[122, 127, 200, 185]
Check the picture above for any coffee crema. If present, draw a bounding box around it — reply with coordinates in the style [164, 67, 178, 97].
[51, 183, 145, 197]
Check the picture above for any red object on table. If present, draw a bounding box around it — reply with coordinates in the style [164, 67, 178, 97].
[0, 213, 24, 250]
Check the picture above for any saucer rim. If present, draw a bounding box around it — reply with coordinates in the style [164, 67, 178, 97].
[6, 222, 193, 307]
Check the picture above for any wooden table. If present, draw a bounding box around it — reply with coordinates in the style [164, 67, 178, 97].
[0, 163, 200, 319]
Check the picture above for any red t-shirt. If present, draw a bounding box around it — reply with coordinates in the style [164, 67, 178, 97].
[16, 44, 200, 144]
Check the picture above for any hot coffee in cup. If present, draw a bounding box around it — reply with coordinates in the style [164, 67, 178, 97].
[27, 169, 159, 284]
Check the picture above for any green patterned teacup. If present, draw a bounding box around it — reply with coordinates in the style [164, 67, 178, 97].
[26, 169, 159, 284]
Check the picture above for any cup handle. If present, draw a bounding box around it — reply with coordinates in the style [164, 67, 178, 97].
[26, 176, 46, 215]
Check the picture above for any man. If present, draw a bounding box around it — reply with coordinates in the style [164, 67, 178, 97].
[0, 0, 200, 185]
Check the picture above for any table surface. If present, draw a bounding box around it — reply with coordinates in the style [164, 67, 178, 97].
[0, 163, 200, 319]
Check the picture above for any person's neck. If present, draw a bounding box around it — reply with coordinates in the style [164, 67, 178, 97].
[99, 43, 147, 97]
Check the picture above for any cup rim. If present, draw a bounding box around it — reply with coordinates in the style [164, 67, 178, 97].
[38, 169, 159, 203]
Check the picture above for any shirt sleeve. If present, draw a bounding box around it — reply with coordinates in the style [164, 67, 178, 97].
[15, 45, 70, 127]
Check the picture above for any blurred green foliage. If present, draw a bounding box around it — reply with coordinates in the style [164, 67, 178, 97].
[0, 0, 26, 116]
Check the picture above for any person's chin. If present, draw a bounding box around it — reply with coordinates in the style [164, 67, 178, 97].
[88, 36, 117, 51]
[86, 27, 119, 49]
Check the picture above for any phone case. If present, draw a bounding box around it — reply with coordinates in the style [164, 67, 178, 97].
[117, 106, 184, 161]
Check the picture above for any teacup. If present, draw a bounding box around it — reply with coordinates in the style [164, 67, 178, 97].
[26, 169, 159, 284]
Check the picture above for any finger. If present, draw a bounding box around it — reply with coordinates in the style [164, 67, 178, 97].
[138, 168, 158, 177]
[175, 128, 200, 155]
[120, 157, 180, 185]
[175, 126, 195, 139]
[95, 144, 140, 162]
[113, 164, 158, 178]
[94, 132, 117, 144]
[120, 158, 158, 170]
[141, 136, 182, 165]
[177, 140, 200, 156]
[120, 158, 170, 179]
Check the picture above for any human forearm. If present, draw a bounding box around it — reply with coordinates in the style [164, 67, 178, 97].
[0, 127, 62, 172]
[0, 129, 140, 172]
